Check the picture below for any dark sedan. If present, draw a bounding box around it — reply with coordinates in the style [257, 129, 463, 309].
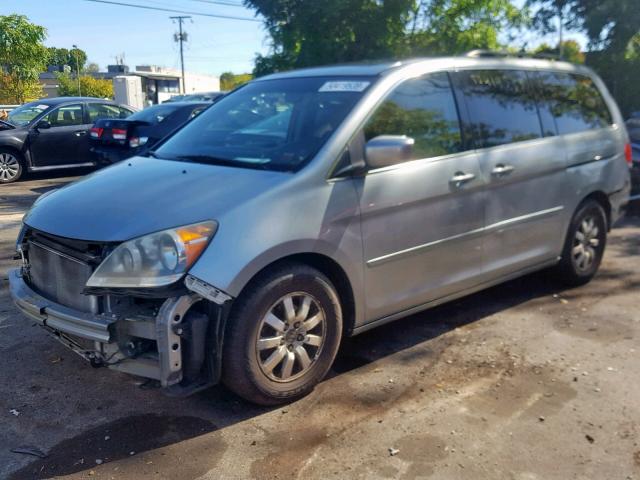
[0, 97, 135, 183]
[89, 102, 209, 163]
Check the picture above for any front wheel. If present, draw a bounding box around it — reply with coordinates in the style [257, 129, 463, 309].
[222, 263, 343, 405]
[555, 200, 607, 286]
[0, 150, 24, 184]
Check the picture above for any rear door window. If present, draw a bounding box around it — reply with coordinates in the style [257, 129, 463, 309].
[46, 104, 84, 127]
[452, 70, 542, 148]
[533, 72, 612, 135]
[88, 103, 131, 122]
[364, 71, 463, 160]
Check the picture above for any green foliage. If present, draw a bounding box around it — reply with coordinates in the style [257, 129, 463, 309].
[220, 71, 253, 90]
[247, 0, 415, 76]
[246, 0, 526, 76]
[407, 0, 526, 55]
[56, 73, 114, 99]
[534, 40, 585, 63]
[527, 0, 640, 55]
[0, 14, 48, 103]
[47, 46, 88, 71]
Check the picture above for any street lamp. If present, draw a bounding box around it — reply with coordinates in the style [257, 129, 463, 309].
[72, 44, 81, 96]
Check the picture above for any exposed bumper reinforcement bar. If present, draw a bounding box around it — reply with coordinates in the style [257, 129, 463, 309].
[9, 268, 114, 343]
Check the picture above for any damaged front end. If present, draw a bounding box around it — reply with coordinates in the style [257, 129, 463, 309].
[9, 227, 233, 396]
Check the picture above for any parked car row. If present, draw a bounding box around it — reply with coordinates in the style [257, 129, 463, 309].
[8, 56, 632, 405]
[90, 102, 209, 163]
[0, 94, 220, 183]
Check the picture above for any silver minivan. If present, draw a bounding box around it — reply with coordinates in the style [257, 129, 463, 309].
[9, 55, 631, 404]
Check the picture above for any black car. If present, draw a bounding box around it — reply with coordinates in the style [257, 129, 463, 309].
[626, 117, 640, 200]
[163, 91, 224, 103]
[0, 97, 135, 183]
[89, 102, 209, 163]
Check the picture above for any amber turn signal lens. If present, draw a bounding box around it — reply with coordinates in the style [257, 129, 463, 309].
[177, 223, 216, 268]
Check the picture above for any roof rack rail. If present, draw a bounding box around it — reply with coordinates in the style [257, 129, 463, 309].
[464, 49, 511, 58]
[464, 49, 562, 61]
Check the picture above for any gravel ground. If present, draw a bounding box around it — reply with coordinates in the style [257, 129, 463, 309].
[1, 173, 639, 480]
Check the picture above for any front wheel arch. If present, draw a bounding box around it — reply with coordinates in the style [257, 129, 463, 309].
[230, 252, 357, 338]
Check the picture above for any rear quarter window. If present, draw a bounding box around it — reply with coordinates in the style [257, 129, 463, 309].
[533, 72, 612, 135]
[451, 70, 542, 149]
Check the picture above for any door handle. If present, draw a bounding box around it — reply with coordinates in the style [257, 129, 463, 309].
[74, 130, 88, 137]
[450, 172, 476, 187]
[491, 163, 515, 176]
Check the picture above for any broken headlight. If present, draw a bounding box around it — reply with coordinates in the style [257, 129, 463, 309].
[86, 221, 217, 288]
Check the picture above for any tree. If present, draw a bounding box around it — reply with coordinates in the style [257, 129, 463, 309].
[527, 0, 640, 55]
[534, 40, 585, 63]
[407, 0, 526, 55]
[245, 0, 526, 76]
[56, 73, 114, 98]
[0, 15, 48, 103]
[85, 62, 100, 73]
[220, 71, 253, 90]
[246, 0, 415, 76]
[47, 46, 88, 71]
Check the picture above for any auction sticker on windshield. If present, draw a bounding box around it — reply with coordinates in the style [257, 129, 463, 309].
[319, 81, 370, 92]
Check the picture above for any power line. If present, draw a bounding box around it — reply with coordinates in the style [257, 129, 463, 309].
[186, 0, 245, 8]
[80, 0, 260, 22]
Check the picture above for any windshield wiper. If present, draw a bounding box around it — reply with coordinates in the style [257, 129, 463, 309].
[173, 154, 270, 170]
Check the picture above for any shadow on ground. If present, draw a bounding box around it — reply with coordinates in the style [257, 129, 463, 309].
[6, 210, 639, 479]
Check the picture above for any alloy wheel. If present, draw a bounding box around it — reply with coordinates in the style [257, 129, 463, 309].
[572, 215, 601, 272]
[0, 153, 20, 182]
[256, 292, 326, 382]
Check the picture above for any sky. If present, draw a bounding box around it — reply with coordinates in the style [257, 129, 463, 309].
[1, 0, 587, 79]
[0, 0, 270, 76]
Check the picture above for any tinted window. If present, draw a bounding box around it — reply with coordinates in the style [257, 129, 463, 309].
[88, 103, 131, 121]
[128, 104, 182, 124]
[46, 104, 84, 127]
[533, 72, 612, 135]
[453, 70, 542, 148]
[364, 72, 462, 159]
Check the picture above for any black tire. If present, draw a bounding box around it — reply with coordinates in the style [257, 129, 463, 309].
[555, 200, 607, 286]
[0, 149, 24, 184]
[222, 263, 343, 405]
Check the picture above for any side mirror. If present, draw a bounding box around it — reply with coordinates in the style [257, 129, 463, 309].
[365, 135, 414, 169]
[36, 120, 51, 130]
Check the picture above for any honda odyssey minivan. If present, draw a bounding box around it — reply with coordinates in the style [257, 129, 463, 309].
[9, 55, 631, 405]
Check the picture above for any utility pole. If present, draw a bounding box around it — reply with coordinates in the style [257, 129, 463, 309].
[558, 4, 564, 60]
[171, 16, 191, 94]
[72, 44, 81, 96]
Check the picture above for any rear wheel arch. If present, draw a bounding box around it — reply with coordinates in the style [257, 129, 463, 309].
[579, 191, 611, 230]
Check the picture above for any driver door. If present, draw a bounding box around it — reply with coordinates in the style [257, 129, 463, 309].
[29, 104, 89, 166]
[352, 72, 487, 321]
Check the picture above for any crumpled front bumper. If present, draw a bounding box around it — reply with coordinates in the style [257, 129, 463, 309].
[8, 268, 113, 343]
[8, 268, 204, 389]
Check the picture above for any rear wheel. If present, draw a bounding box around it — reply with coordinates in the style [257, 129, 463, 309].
[555, 200, 607, 286]
[0, 150, 23, 184]
[222, 263, 342, 405]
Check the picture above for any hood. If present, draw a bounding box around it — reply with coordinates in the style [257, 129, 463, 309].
[0, 120, 15, 130]
[24, 156, 289, 242]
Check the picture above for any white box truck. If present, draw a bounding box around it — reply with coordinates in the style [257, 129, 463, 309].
[113, 76, 144, 110]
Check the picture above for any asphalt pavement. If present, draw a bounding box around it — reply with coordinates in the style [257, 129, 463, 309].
[1, 173, 639, 480]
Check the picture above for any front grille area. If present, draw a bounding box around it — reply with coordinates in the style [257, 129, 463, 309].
[24, 230, 106, 314]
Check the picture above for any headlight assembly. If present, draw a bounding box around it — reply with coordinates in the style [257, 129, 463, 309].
[86, 221, 217, 288]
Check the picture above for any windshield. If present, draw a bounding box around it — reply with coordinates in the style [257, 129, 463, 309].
[128, 104, 180, 124]
[7, 103, 51, 126]
[154, 76, 373, 171]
